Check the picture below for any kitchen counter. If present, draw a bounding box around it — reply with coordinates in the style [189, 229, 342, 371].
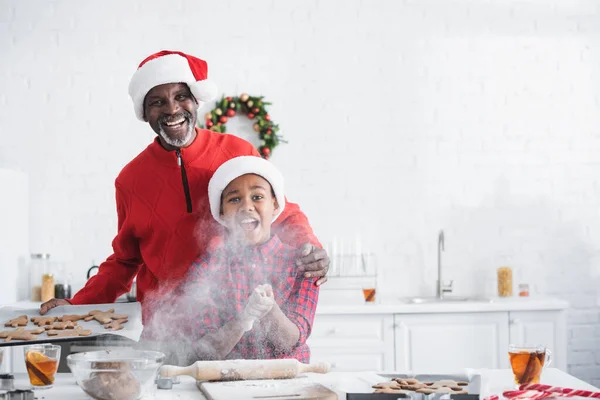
[5, 368, 597, 399]
[6, 296, 569, 316]
[315, 296, 569, 315]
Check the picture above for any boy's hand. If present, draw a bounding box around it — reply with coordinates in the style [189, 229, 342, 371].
[296, 243, 330, 286]
[241, 285, 274, 331]
[40, 298, 70, 315]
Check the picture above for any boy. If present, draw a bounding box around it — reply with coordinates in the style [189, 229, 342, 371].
[176, 156, 319, 363]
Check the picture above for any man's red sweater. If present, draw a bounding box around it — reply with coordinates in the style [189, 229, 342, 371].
[70, 128, 320, 322]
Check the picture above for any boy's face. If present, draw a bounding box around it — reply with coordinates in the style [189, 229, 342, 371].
[221, 173, 280, 246]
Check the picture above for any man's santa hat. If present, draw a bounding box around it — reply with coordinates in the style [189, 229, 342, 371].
[128, 50, 218, 121]
[208, 156, 286, 226]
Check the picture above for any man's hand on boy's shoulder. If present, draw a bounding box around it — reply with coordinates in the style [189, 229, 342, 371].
[295, 243, 330, 286]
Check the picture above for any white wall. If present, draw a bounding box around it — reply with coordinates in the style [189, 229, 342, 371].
[1, 0, 599, 383]
[0, 169, 29, 303]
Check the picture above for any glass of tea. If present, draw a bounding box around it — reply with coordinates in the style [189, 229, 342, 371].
[360, 254, 378, 303]
[508, 344, 552, 386]
[23, 343, 61, 389]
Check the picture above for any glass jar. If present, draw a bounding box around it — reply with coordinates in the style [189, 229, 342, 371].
[497, 266, 513, 297]
[53, 264, 72, 300]
[29, 254, 51, 302]
[518, 283, 530, 297]
[41, 273, 55, 302]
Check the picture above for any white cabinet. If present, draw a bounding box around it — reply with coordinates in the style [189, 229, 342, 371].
[508, 310, 567, 371]
[310, 306, 567, 373]
[394, 312, 510, 372]
[308, 314, 395, 372]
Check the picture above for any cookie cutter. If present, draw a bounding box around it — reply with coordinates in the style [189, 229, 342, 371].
[156, 377, 173, 390]
[0, 374, 14, 391]
[0, 389, 34, 400]
[156, 373, 179, 389]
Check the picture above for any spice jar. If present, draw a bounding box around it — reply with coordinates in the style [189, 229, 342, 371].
[518, 283, 530, 297]
[497, 266, 513, 297]
[53, 266, 72, 299]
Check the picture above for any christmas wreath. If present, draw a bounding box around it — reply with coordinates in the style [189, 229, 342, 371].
[199, 93, 284, 159]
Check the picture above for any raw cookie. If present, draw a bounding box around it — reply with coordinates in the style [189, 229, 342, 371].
[85, 309, 128, 325]
[44, 321, 77, 330]
[47, 326, 92, 337]
[104, 318, 128, 331]
[58, 314, 88, 322]
[30, 316, 57, 327]
[372, 382, 401, 390]
[0, 327, 45, 341]
[401, 384, 426, 390]
[4, 315, 28, 328]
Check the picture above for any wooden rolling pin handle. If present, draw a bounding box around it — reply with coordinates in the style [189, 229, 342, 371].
[160, 364, 195, 378]
[300, 361, 331, 374]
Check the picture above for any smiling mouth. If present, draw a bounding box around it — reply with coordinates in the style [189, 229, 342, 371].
[239, 218, 259, 232]
[161, 116, 187, 130]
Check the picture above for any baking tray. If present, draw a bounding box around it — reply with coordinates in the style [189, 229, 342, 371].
[378, 373, 481, 395]
[345, 373, 481, 400]
[0, 302, 142, 347]
[347, 395, 478, 400]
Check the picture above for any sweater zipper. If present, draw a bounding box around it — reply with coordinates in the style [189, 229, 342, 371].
[176, 149, 193, 213]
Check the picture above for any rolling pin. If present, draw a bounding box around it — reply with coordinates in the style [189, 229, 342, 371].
[160, 358, 331, 381]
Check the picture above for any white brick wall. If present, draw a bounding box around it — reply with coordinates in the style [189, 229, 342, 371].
[1, 0, 600, 383]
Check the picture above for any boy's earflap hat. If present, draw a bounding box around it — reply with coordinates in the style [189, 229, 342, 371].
[208, 156, 285, 226]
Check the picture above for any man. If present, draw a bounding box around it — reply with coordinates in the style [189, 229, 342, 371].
[40, 50, 329, 324]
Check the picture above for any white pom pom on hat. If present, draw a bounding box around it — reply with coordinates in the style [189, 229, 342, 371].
[128, 50, 218, 121]
[208, 156, 285, 226]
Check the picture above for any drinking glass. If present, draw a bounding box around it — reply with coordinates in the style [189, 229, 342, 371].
[361, 253, 378, 304]
[23, 343, 61, 389]
[508, 344, 552, 385]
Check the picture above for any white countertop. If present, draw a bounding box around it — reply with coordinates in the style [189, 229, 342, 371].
[6, 296, 569, 317]
[5, 368, 597, 399]
[315, 296, 569, 315]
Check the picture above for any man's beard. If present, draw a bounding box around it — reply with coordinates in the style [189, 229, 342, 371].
[158, 111, 195, 148]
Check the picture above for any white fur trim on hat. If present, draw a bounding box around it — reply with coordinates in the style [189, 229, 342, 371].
[208, 156, 285, 226]
[128, 52, 218, 121]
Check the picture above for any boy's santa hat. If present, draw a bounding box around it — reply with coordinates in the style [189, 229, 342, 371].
[209, 156, 285, 226]
[128, 50, 218, 121]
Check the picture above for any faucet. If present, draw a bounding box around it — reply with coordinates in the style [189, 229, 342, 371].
[437, 230, 453, 299]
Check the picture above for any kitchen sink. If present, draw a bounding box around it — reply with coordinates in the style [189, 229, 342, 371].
[401, 296, 494, 304]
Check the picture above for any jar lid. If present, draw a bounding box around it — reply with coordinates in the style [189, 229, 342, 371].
[30, 253, 50, 259]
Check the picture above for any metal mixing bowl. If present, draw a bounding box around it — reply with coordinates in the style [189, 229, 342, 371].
[66, 349, 165, 400]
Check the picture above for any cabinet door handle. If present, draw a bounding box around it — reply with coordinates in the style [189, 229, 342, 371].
[331, 362, 338, 368]
[328, 328, 338, 335]
[510, 318, 521, 325]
